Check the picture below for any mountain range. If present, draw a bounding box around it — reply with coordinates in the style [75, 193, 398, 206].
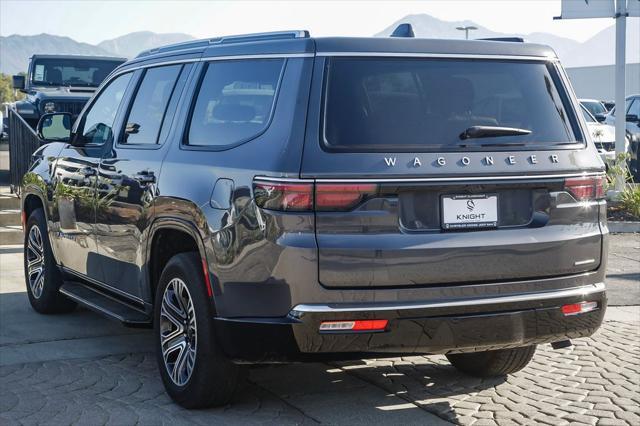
[1, 14, 638, 75]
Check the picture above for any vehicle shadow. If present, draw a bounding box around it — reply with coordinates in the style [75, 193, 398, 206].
[0, 288, 500, 424]
[249, 356, 507, 424]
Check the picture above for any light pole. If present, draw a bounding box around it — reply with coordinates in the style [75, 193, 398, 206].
[456, 26, 478, 40]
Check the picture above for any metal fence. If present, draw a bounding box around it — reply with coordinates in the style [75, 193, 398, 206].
[8, 108, 41, 194]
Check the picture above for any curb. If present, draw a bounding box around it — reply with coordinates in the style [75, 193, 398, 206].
[608, 221, 640, 233]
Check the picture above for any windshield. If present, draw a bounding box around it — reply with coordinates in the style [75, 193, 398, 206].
[31, 58, 123, 87]
[581, 101, 607, 117]
[323, 58, 582, 151]
[581, 105, 596, 123]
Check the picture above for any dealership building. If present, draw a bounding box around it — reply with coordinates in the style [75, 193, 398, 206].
[566, 63, 640, 101]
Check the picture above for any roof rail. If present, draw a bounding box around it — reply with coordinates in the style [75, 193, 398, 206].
[136, 30, 310, 58]
[478, 37, 525, 43]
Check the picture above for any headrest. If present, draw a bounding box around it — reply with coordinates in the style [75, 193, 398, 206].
[212, 104, 256, 122]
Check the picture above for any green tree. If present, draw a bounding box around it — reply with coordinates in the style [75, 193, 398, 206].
[0, 73, 25, 104]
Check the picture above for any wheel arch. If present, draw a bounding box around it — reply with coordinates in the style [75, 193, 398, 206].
[22, 189, 47, 230]
[145, 217, 214, 309]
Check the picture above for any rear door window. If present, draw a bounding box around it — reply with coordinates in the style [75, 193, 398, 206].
[187, 59, 284, 148]
[322, 58, 581, 151]
[122, 65, 182, 145]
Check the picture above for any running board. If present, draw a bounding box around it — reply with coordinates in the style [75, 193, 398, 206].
[60, 281, 152, 328]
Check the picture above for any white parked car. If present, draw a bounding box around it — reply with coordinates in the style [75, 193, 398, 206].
[581, 104, 619, 166]
[579, 99, 609, 122]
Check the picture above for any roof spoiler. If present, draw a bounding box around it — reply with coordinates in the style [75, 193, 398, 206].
[390, 23, 415, 38]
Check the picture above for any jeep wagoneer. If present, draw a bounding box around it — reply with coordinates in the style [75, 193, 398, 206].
[22, 27, 607, 407]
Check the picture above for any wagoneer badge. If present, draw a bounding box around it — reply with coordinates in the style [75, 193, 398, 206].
[384, 155, 559, 167]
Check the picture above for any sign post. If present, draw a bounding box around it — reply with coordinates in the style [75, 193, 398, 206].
[614, 0, 627, 191]
[557, 0, 633, 192]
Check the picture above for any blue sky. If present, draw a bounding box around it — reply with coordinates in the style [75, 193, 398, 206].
[1, 0, 615, 44]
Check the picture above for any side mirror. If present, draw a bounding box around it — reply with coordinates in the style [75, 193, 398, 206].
[626, 114, 639, 123]
[37, 112, 72, 142]
[594, 113, 606, 123]
[12, 75, 25, 91]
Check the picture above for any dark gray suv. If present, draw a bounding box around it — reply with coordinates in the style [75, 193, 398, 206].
[22, 29, 608, 408]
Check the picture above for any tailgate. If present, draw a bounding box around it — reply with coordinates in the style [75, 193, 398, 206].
[316, 178, 603, 288]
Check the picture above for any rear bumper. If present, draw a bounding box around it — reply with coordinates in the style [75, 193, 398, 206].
[214, 282, 606, 363]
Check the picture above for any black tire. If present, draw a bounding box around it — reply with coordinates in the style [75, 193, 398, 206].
[446, 345, 536, 377]
[154, 252, 242, 408]
[24, 208, 76, 314]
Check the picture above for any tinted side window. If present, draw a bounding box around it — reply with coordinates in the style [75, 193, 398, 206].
[77, 73, 132, 146]
[187, 59, 284, 147]
[123, 65, 182, 145]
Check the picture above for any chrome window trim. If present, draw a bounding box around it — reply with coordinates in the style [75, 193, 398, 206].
[290, 282, 605, 314]
[315, 52, 558, 61]
[110, 53, 314, 79]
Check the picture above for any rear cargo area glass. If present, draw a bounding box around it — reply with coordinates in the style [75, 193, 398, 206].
[322, 58, 581, 151]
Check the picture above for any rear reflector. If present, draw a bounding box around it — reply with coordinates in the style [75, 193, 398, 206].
[561, 301, 598, 316]
[564, 176, 605, 201]
[319, 319, 388, 332]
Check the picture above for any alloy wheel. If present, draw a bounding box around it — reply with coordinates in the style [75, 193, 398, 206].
[26, 225, 45, 299]
[160, 278, 197, 386]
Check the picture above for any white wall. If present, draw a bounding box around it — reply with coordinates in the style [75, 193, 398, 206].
[566, 63, 640, 100]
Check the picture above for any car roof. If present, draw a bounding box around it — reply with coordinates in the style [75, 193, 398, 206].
[117, 30, 558, 73]
[579, 99, 604, 103]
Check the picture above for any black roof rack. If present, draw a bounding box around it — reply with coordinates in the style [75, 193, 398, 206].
[478, 37, 525, 43]
[136, 30, 310, 58]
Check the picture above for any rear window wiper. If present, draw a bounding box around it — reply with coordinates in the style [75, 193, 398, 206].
[459, 126, 532, 141]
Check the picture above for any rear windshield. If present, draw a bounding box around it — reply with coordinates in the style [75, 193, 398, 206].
[31, 58, 123, 87]
[322, 58, 582, 151]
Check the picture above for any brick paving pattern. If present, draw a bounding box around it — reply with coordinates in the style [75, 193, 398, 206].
[334, 321, 640, 425]
[1, 321, 638, 425]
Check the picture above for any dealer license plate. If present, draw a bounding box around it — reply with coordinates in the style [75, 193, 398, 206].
[441, 194, 498, 230]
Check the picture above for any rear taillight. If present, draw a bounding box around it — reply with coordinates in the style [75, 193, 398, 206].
[564, 175, 605, 201]
[253, 179, 378, 212]
[253, 181, 313, 211]
[315, 183, 378, 211]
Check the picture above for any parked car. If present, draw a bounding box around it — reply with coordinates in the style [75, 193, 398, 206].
[579, 99, 608, 123]
[22, 28, 608, 408]
[602, 100, 615, 112]
[580, 104, 618, 166]
[603, 94, 640, 178]
[12, 54, 126, 129]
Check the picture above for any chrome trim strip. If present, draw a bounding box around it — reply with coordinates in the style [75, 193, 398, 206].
[316, 52, 557, 61]
[203, 53, 315, 61]
[111, 53, 313, 78]
[254, 176, 314, 183]
[314, 172, 604, 184]
[574, 259, 596, 266]
[290, 282, 605, 314]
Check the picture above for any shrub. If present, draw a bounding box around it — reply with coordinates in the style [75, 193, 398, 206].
[619, 184, 640, 219]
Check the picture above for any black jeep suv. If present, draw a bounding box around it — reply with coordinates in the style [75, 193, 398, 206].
[23, 29, 608, 408]
[12, 54, 125, 129]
